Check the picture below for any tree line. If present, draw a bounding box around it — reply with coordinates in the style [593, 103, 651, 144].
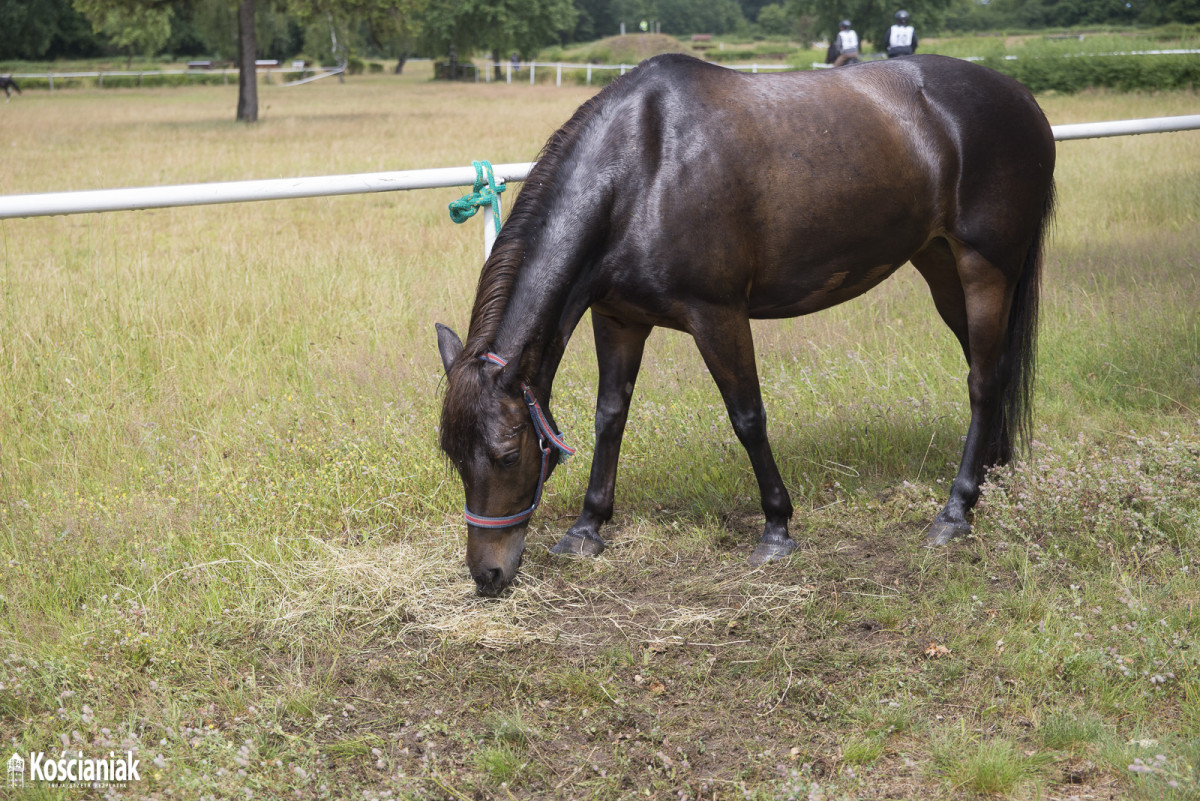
[1, 0, 1196, 121]
[5, 0, 1197, 65]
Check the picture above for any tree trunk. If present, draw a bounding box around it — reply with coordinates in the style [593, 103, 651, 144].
[492, 48, 502, 80]
[236, 0, 258, 123]
[394, 49, 408, 75]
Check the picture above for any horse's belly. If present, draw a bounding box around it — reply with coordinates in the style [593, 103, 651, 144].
[747, 260, 905, 318]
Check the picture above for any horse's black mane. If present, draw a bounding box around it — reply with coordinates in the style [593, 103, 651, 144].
[440, 68, 639, 462]
[461, 72, 639, 358]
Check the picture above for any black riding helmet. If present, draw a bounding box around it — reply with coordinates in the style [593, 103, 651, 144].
[840, 19, 852, 28]
[895, 9, 910, 23]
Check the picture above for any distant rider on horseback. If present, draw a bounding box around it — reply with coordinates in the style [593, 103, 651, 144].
[828, 20, 860, 67]
[886, 10, 918, 57]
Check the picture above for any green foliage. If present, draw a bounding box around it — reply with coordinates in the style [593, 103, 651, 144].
[931, 737, 1051, 794]
[992, 51, 1200, 93]
[73, 0, 174, 61]
[1038, 712, 1106, 751]
[757, 3, 795, 36]
[97, 71, 234, 87]
[656, 0, 748, 35]
[419, 0, 576, 58]
[702, 38, 798, 59]
[0, 0, 104, 59]
[473, 745, 526, 785]
[945, 0, 1200, 31]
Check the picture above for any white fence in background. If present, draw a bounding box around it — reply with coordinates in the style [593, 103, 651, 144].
[485, 60, 793, 86]
[1, 115, 1198, 257]
[10, 65, 345, 90]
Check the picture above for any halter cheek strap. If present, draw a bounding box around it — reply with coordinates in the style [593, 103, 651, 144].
[463, 353, 575, 529]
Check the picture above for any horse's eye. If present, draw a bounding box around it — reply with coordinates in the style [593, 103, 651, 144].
[499, 451, 520, 468]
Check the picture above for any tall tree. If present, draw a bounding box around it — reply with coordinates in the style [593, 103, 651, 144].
[236, 0, 257, 121]
[361, 0, 426, 73]
[419, 0, 576, 66]
[74, 0, 173, 65]
[73, 0, 265, 121]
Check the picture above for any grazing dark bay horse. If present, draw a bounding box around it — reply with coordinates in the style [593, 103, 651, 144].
[1, 76, 20, 100]
[437, 54, 1055, 597]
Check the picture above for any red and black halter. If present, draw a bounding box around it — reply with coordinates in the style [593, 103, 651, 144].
[462, 353, 575, 529]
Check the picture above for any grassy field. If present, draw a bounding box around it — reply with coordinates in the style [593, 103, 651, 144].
[0, 62, 1198, 799]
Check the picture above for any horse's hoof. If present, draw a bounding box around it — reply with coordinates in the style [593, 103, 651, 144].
[925, 520, 971, 546]
[550, 532, 606, 557]
[748, 537, 797, 567]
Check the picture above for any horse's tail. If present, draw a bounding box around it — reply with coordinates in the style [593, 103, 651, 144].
[992, 179, 1056, 466]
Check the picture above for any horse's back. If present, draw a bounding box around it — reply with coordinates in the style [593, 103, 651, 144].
[583, 55, 1053, 318]
[623, 53, 1051, 192]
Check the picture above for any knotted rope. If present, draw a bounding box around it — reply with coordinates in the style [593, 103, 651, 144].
[448, 160, 506, 234]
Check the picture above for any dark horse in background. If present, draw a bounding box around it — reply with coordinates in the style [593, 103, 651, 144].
[1, 76, 20, 100]
[437, 54, 1056, 597]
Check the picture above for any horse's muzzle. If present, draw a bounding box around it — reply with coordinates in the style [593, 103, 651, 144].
[467, 528, 526, 597]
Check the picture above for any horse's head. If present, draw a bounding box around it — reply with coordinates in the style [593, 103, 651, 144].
[435, 324, 570, 596]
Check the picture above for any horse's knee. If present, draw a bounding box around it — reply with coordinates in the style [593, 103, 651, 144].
[728, 404, 769, 445]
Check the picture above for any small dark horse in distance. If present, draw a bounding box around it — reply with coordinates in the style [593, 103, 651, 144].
[1, 75, 20, 100]
[437, 53, 1056, 597]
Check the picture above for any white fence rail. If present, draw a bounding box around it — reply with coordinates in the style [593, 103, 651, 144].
[486, 60, 792, 86]
[1, 115, 1197, 255]
[10, 66, 346, 90]
[1053, 114, 1200, 141]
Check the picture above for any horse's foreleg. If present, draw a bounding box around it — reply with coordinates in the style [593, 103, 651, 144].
[923, 247, 1016, 545]
[689, 308, 795, 566]
[551, 314, 650, 557]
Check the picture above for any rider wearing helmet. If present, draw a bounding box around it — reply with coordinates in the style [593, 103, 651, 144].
[886, 10, 917, 58]
[829, 19, 860, 67]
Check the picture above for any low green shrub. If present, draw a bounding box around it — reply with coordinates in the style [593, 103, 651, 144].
[989, 52, 1200, 92]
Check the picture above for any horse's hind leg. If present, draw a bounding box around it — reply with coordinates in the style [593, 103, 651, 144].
[552, 313, 651, 557]
[687, 306, 795, 565]
[912, 242, 1018, 545]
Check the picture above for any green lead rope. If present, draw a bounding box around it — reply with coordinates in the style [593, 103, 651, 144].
[448, 160, 506, 234]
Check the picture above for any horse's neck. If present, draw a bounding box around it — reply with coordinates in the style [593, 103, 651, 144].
[487, 234, 596, 400]
[487, 146, 611, 397]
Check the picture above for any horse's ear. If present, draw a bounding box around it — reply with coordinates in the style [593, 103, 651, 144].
[435, 323, 463, 375]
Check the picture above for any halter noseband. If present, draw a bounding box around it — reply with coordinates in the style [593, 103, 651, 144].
[462, 352, 575, 529]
